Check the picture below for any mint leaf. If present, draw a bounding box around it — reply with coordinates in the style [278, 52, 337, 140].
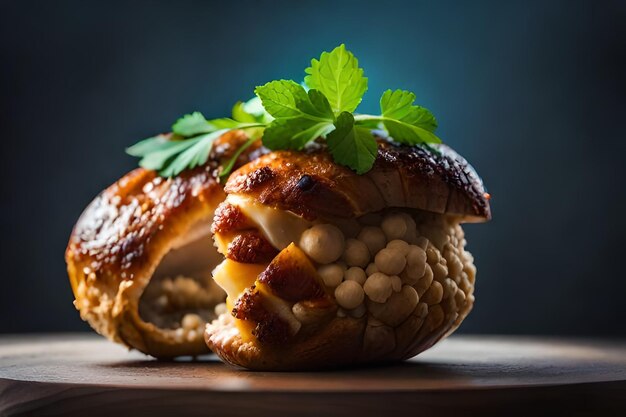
[301, 89, 334, 119]
[258, 85, 334, 150]
[255, 80, 310, 118]
[380, 89, 440, 144]
[381, 89, 437, 132]
[326, 112, 377, 174]
[304, 44, 368, 114]
[255, 80, 334, 122]
[263, 118, 334, 150]
[255, 81, 333, 120]
[380, 118, 441, 145]
[172, 112, 216, 137]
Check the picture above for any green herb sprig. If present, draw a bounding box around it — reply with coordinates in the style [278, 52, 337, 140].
[127, 44, 441, 178]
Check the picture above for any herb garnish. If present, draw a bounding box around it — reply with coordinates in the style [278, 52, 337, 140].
[127, 44, 441, 178]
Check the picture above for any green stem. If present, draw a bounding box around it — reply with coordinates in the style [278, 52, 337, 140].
[219, 137, 257, 182]
[353, 114, 386, 123]
[237, 122, 269, 129]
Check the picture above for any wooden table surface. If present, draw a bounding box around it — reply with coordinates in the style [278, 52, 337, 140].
[0, 334, 624, 417]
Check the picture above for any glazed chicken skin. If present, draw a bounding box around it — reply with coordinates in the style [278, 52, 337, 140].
[206, 140, 491, 370]
[66, 131, 262, 358]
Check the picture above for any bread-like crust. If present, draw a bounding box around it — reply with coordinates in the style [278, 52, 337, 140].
[207, 140, 487, 370]
[225, 140, 490, 222]
[206, 314, 366, 371]
[66, 131, 260, 358]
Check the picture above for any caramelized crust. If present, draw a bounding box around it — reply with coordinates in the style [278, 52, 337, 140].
[65, 131, 261, 358]
[232, 286, 266, 322]
[232, 287, 291, 345]
[224, 243, 332, 348]
[206, 314, 366, 370]
[257, 244, 326, 302]
[227, 231, 278, 264]
[225, 140, 491, 222]
[211, 202, 253, 234]
[253, 314, 292, 345]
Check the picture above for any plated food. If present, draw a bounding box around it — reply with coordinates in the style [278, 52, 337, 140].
[66, 44, 490, 368]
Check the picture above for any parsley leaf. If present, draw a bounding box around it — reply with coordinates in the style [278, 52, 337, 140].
[172, 112, 215, 136]
[126, 135, 172, 157]
[127, 106, 267, 178]
[379, 89, 441, 144]
[171, 111, 245, 137]
[132, 137, 202, 171]
[207, 118, 242, 129]
[158, 129, 229, 177]
[327, 112, 378, 174]
[304, 44, 368, 115]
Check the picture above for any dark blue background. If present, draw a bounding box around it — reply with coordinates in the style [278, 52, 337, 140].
[1, 0, 625, 335]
